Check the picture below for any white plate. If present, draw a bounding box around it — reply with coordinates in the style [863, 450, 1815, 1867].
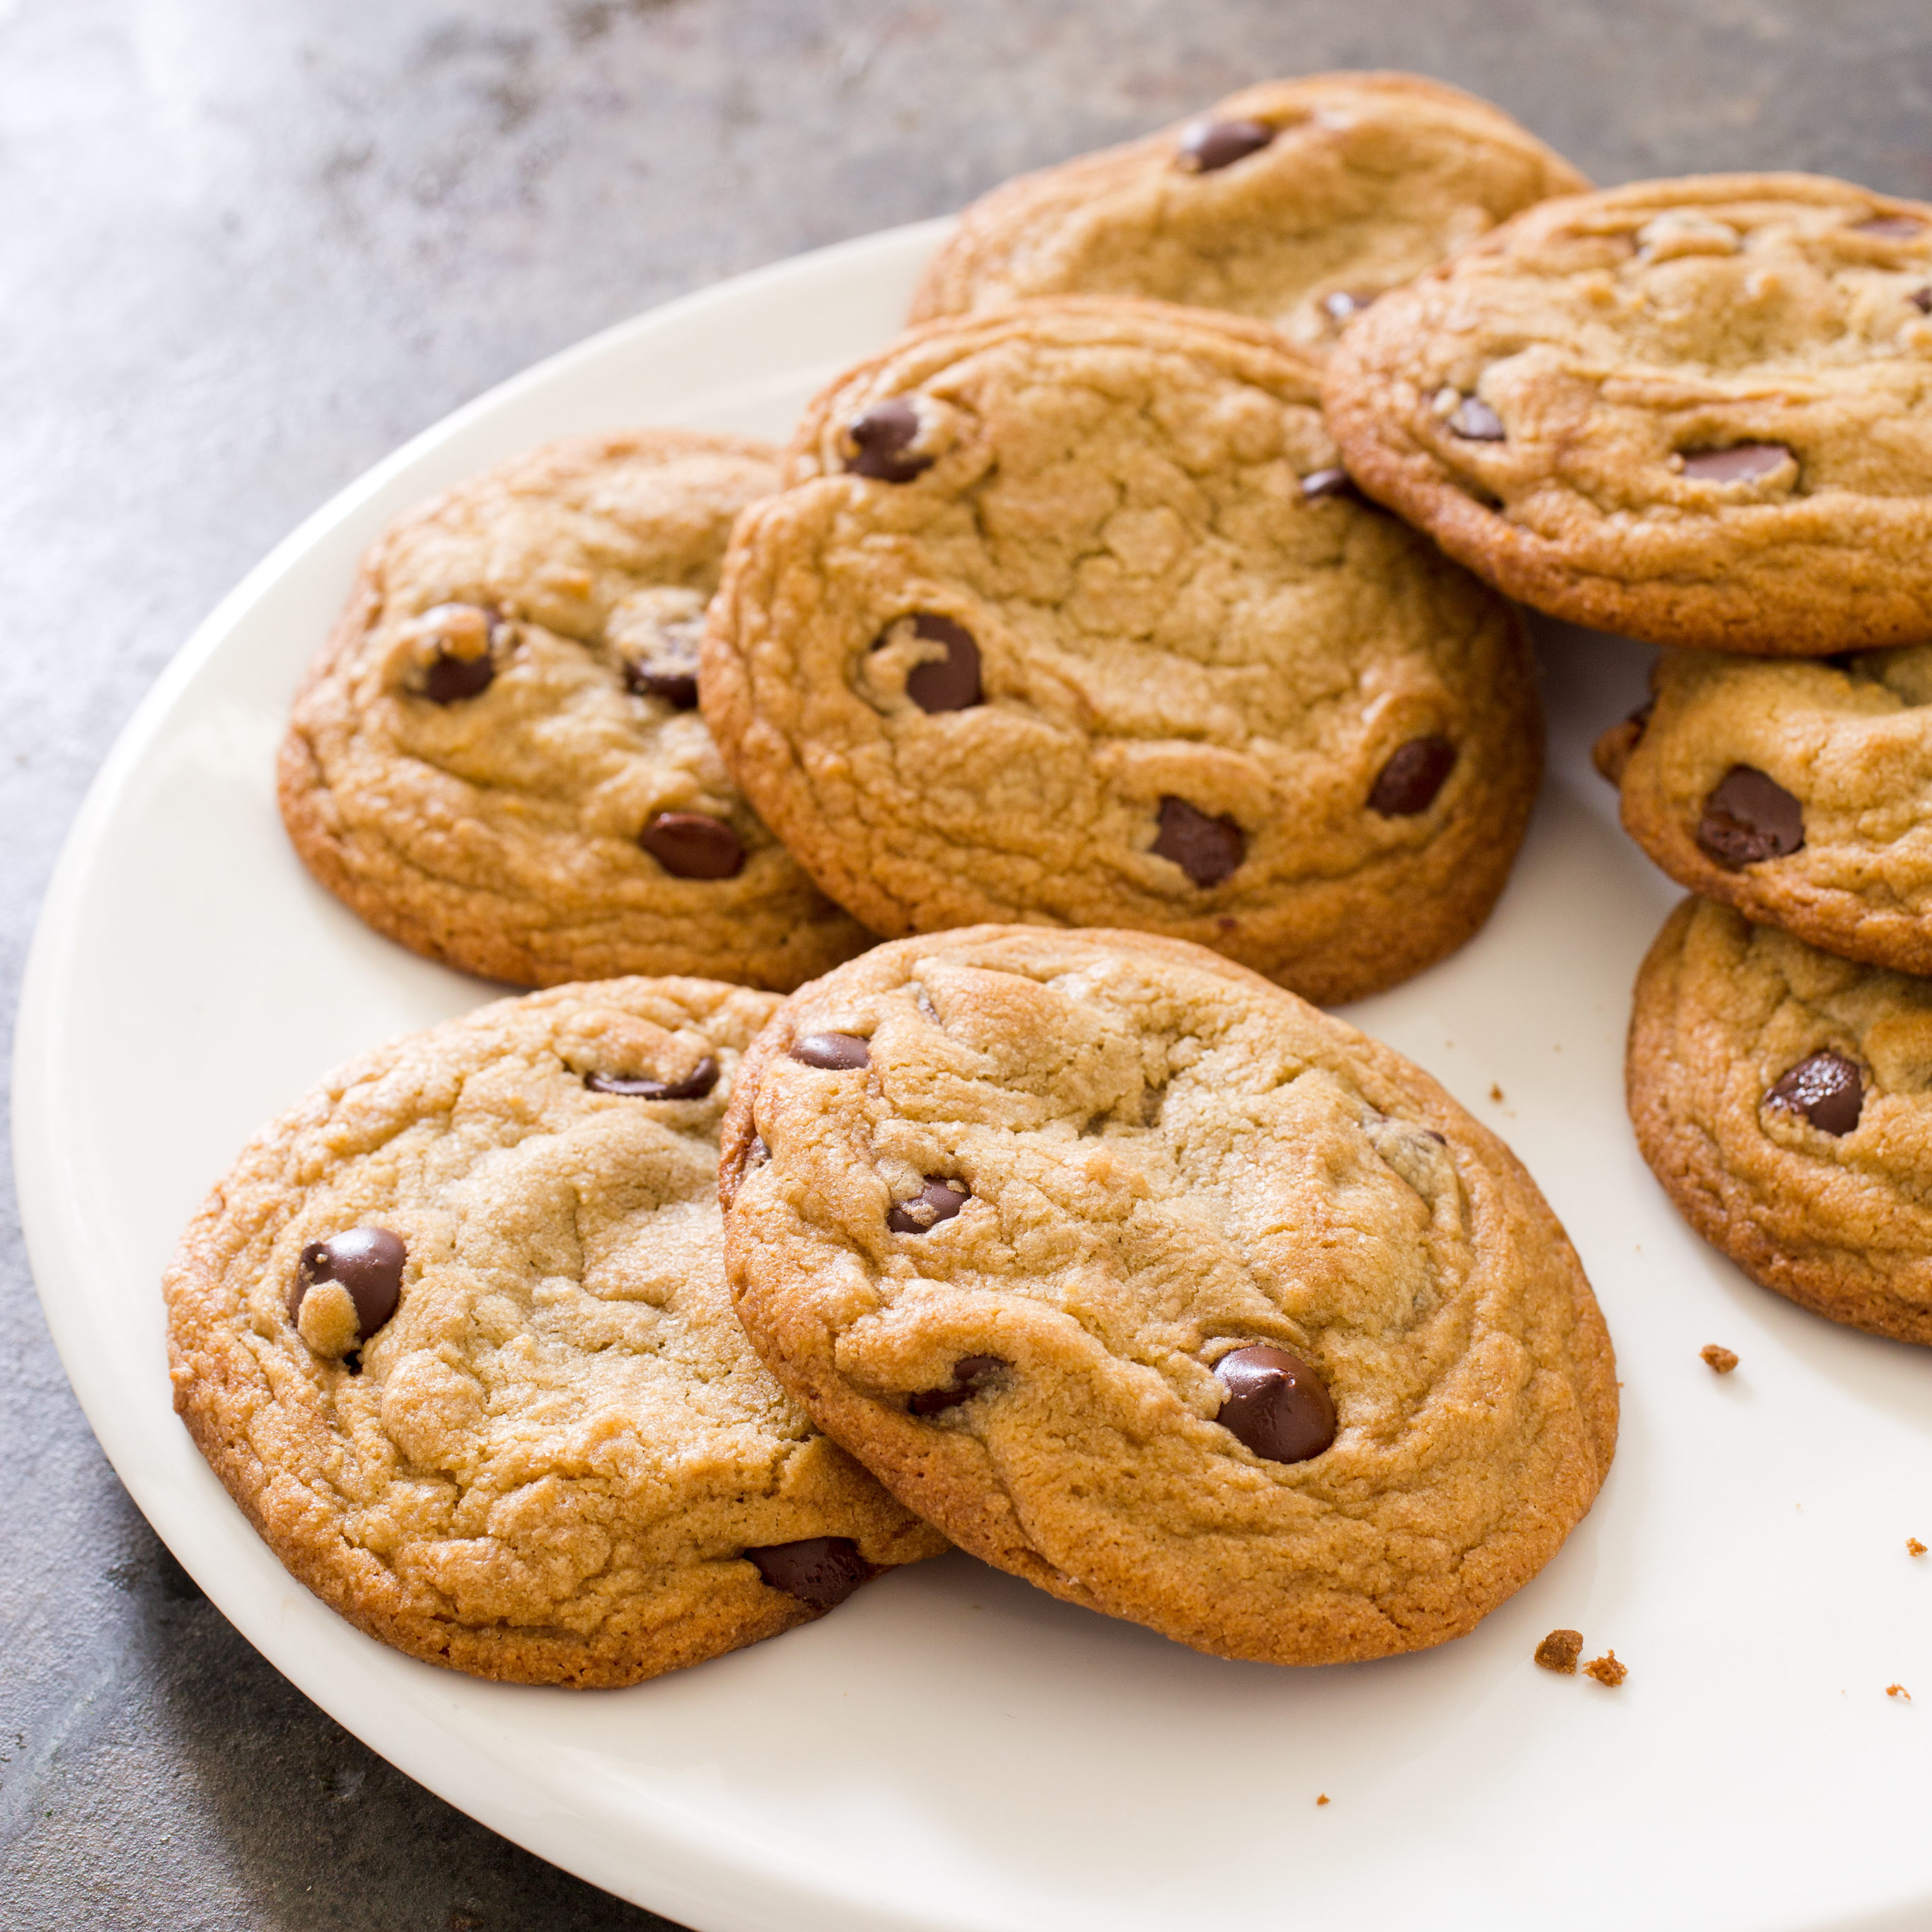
[18, 220, 1932, 1932]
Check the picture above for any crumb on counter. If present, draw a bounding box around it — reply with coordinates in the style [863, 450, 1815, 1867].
[1488, 1082, 1504, 1102]
[1585, 1650, 1627, 1687]
[1701, 1343, 1738, 1373]
[1909, 1539, 1926, 1558]
[1887, 1683, 1911, 1701]
[1316, 1793, 1330, 1806]
[1535, 1627, 1583, 1674]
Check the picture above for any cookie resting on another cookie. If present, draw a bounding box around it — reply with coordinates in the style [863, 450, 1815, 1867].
[1629, 896, 1932, 1344]
[719, 927, 1618, 1666]
[165, 978, 947, 1687]
[279, 430, 870, 992]
[1324, 174, 1932, 654]
[1600, 645, 1932, 976]
[701, 299, 1542, 1007]
[910, 71, 1586, 356]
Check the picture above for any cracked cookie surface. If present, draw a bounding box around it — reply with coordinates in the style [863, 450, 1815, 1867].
[279, 430, 871, 990]
[1607, 645, 1932, 974]
[719, 927, 1616, 1666]
[165, 977, 947, 1687]
[701, 300, 1541, 1007]
[910, 72, 1585, 357]
[1629, 896, 1932, 1342]
[1324, 175, 1932, 653]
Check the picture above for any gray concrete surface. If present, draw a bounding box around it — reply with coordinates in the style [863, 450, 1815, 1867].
[2, 1, 1926, 1926]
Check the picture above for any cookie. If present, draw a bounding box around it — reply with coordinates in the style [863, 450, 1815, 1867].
[165, 977, 947, 1687]
[1629, 896, 1932, 1343]
[1323, 174, 1932, 654]
[908, 72, 1586, 356]
[279, 431, 872, 990]
[718, 927, 1617, 1666]
[700, 299, 1542, 1007]
[1602, 646, 1932, 974]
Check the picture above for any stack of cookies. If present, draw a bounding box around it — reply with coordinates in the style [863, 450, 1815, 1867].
[201, 69, 1932, 1691]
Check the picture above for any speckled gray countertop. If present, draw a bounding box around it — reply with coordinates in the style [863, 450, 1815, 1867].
[3, 3, 1926, 1926]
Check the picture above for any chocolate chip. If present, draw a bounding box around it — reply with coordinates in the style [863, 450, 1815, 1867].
[414, 604, 504, 703]
[886, 1176, 970, 1234]
[845, 398, 932, 482]
[1680, 443, 1792, 483]
[424, 652, 495, 703]
[1176, 116, 1275, 173]
[1300, 467, 1355, 502]
[1320, 289, 1375, 323]
[1855, 216, 1924, 238]
[1448, 396, 1505, 441]
[291, 1227, 407, 1339]
[790, 1032, 871, 1070]
[1369, 736, 1457, 816]
[1696, 765, 1804, 867]
[1213, 1345, 1336, 1464]
[908, 1354, 1007, 1416]
[1766, 1048, 1865, 1135]
[901, 614, 983, 713]
[640, 811, 746, 879]
[584, 1056, 719, 1101]
[623, 626, 702, 708]
[744, 1537, 871, 1611]
[1912, 288, 1932, 314]
[1152, 796, 1245, 887]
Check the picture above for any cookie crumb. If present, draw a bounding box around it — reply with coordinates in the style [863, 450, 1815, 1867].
[1701, 1343, 1739, 1373]
[1534, 1627, 1583, 1674]
[1315, 1793, 1330, 1806]
[1488, 1082, 1504, 1102]
[1887, 1683, 1911, 1701]
[1584, 1650, 1627, 1687]
[1909, 1538, 1926, 1558]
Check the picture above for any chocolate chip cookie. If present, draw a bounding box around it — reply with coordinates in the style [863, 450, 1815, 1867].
[909, 72, 1586, 356]
[701, 300, 1542, 1007]
[1629, 896, 1932, 1343]
[719, 927, 1618, 1666]
[166, 978, 947, 1686]
[1603, 647, 1932, 974]
[1323, 175, 1932, 654]
[279, 431, 871, 990]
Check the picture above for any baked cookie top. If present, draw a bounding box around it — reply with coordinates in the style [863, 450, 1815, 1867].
[279, 430, 870, 992]
[719, 927, 1617, 1666]
[1629, 896, 1932, 1343]
[1604, 646, 1932, 975]
[166, 978, 947, 1687]
[1323, 175, 1932, 654]
[908, 71, 1585, 356]
[701, 299, 1541, 1007]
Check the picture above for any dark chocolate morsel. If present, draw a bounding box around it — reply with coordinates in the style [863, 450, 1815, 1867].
[1696, 765, 1805, 867]
[342, 1350, 363, 1377]
[900, 614, 983, 713]
[1911, 288, 1932, 314]
[886, 1176, 971, 1234]
[1152, 796, 1246, 887]
[744, 1537, 872, 1611]
[1448, 396, 1505, 441]
[1320, 289, 1375, 323]
[1300, 467, 1355, 502]
[623, 627, 702, 708]
[845, 398, 932, 482]
[1680, 443, 1792, 483]
[424, 649, 496, 704]
[1766, 1048, 1865, 1136]
[790, 1032, 871, 1070]
[293, 1227, 407, 1339]
[908, 1354, 1007, 1416]
[584, 1055, 719, 1101]
[640, 811, 746, 879]
[1214, 1345, 1337, 1464]
[1854, 216, 1924, 238]
[1176, 117, 1276, 173]
[1369, 736, 1457, 816]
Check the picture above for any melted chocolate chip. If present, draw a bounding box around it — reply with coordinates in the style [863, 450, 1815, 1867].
[1911, 288, 1932, 314]
[845, 398, 932, 482]
[424, 649, 496, 703]
[1213, 1345, 1336, 1464]
[584, 1056, 719, 1101]
[1300, 467, 1355, 502]
[790, 1032, 871, 1070]
[900, 614, 983, 713]
[1854, 216, 1924, 238]
[1696, 766, 1805, 867]
[640, 811, 746, 879]
[1766, 1048, 1865, 1136]
[623, 628, 701, 708]
[886, 1177, 971, 1234]
[1680, 443, 1792, 483]
[292, 1227, 407, 1339]
[1320, 289, 1375, 323]
[1152, 796, 1246, 887]
[744, 1537, 871, 1610]
[1176, 116, 1275, 173]
[1448, 396, 1505, 441]
[1369, 736, 1457, 816]
[908, 1354, 1007, 1416]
